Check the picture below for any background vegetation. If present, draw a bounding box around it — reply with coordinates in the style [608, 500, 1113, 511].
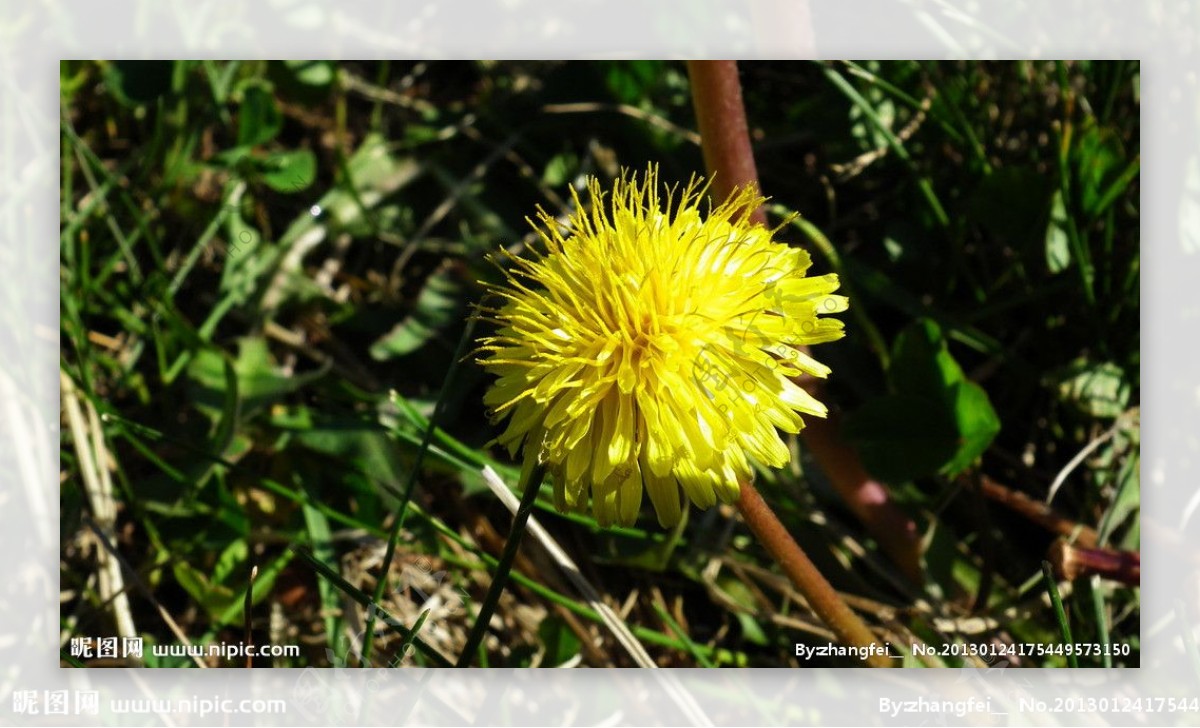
[60, 60, 1140, 667]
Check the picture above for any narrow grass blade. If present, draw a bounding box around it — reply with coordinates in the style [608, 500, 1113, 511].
[361, 316, 477, 665]
[1041, 560, 1078, 668]
[288, 546, 453, 667]
[456, 461, 546, 666]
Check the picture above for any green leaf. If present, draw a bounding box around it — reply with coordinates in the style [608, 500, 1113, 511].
[847, 318, 1001, 481]
[921, 523, 982, 604]
[402, 124, 444, 145]
[603, 61, 664, 104]
[293, 419, 409, 493]
[187, 338, 324, 421]
[220, 204, 263, 297]
[173, 560, 237, 619]
[849, 93, 896, 151]
[174, 544, 285, 627]
[237, 83, 283, 147]
[370, 265, 464, 360]
[889, 318, 964, 402]
[711, 572, 768, 646]
[215, 549, 292, 628]
[314, 133, 421, 236]
[542, 152, 579, 188]
[537, 617, 583, 667]
[260, 149, 317, 193]
[940, 380, 1001, 476]
[1045, 189, 1072, 273]
[212, 539, 249, 585]
[296, 410, 492, 500]
[286, 60, 334, 87]
[735, 612, 769, 647]
[213, 145, 254, 168]
[844, 393, 961, 482]
[1055, 359, 1131, 419]
[106, 60, 175, 105]
[302, 502, 343, 651]
[269, 60, 336, 104]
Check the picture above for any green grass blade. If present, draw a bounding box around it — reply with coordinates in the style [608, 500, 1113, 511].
[361, 317, 478, 665]
[288, 546, 453, 667]
[1041, 560, 1078, 668]
[456, 461, 546, 666]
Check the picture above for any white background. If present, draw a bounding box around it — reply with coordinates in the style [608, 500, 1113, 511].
[1, 0, 1192, 725]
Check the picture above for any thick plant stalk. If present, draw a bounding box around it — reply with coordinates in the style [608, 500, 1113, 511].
[688, 60, 923, 585]
[739, 479, 891, 666]
[689, 60, 896, 667]
[689, 61, 762, 216]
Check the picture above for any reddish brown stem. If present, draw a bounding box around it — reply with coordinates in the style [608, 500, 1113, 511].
[977, 475, 1100, 548]
[690, 60, 893, 666]
[687, 60, 924, 585]
[738, 484, 893, 667]
[1048, 539, 1140, 586]
[688, 60, 765, 224]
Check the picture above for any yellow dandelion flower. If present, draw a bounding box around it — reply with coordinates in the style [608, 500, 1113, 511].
[477, 166, 848, 527]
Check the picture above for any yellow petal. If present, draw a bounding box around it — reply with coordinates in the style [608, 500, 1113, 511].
[478, 166, 846, 528]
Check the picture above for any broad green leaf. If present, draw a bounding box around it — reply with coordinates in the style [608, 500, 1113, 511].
[173, 560, 237, 619]
[940, 380, 1001, 477]
[237, 83, 283, 147]
[212, 538, 249, 585]
[292, 408, 491, 498]
[248, 134, 419, 318]
[288, 133, 420, 241]
[284, 60, 334, 87]
[293, 418, 409, 493]
[370, 265, 464, 360]
[210, 355, 240, 454]
[214, 549, 292, 628]
[1055, 359, 1131, 419]
[889, 318, 965, 402]
[302, 502, 343, 651]
[269, 60, 336, 103]
[714, 572, 768, 646]
[849, 319, 1001, 481]
[175, 545, 284, 627]
[603, 61, 665, 104]
[260, 149, 317, 193]
[188, 338, 324, 420]
[220, 204, 264, 299]
[844, 393, 960, 482]
[537, 617, 583, 666]
[542, 152, 579, 188]
[921, 523, 981, 604]
[735, 612, 769, 647]
[1099, 451, 1140, 547]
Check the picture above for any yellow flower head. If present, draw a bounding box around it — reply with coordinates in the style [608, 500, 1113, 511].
[477, 166, 847, 527]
